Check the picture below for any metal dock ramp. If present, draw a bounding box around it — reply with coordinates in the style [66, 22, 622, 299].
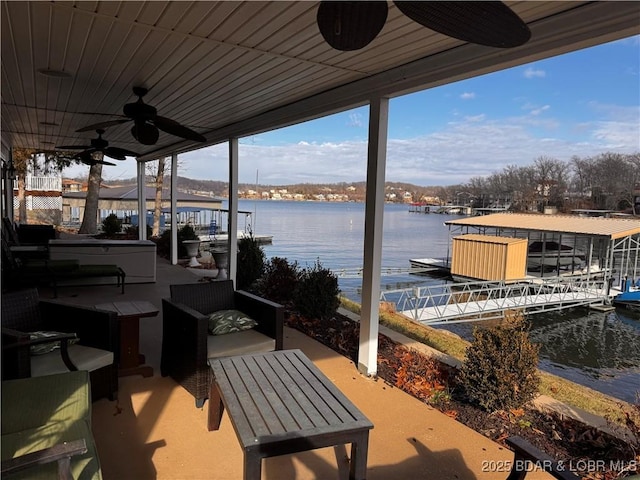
[385, 276, 609, 325]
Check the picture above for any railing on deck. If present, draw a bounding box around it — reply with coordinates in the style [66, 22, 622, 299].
[13, 176, 62, 191]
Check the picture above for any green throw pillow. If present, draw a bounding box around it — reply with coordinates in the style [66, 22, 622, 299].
[29, 331, 79, 355]
[208, 309, 257, 335]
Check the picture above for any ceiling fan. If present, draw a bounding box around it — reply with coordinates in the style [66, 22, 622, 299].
[77, 86, 207, 146]
[316, 1, 531, 51]
[56, 129, 139, 165]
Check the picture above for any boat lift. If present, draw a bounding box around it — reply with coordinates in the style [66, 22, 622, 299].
[384, 275, 609, 325]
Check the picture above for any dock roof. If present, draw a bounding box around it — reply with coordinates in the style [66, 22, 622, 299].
[445, 213, 640, 240]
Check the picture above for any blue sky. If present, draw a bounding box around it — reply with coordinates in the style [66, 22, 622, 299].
[69, 35, 640, 187]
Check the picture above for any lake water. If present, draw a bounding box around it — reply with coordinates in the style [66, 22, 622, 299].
[237, 199, 640, 403]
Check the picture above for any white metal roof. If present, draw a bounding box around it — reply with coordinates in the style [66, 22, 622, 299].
[2, 1, 639, 162]
[445, 213, 640, 240]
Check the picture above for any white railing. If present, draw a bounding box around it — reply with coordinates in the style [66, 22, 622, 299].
[381, 276, 610, 325]
[13, 176, 62, 191]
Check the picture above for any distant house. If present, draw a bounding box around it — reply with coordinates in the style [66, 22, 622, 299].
[62, 178, 84, 193]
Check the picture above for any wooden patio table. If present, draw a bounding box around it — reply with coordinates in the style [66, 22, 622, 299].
[208, 349, 373, 480]
[95, 300, 158, 378]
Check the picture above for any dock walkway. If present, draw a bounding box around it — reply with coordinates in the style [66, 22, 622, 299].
[388, 276, 609, 324]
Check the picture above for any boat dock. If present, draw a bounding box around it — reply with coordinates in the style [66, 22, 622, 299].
[198, 232, 273, 247]
[409, 257, 450, 275]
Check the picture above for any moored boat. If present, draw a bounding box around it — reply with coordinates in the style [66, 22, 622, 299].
[612, 288, 640, 312]
[527, 241, 584, 270]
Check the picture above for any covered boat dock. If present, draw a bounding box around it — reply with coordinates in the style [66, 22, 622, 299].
[444, 213, 640, 293]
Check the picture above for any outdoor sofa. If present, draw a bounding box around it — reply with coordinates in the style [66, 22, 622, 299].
[1, 370, 103, 480]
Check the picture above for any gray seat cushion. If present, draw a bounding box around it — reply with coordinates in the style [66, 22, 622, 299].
[207, 329, 275, 359]
[30, 345, 114, 377]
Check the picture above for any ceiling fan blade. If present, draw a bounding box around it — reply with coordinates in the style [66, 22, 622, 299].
[101, 148, 127, 161]
[317, 1, 387, 51]
[153, 116, 206, 142]
[76, 119, 130, 133]
[394, 1, 531, 48]
[75, 152, 116, 166]
[85, 158, 117, 166]
[105, 146, 139, 158]
[55, 144, 92, 150]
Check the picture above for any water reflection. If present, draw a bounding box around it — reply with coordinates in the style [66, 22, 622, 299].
[438, 308, 640, 402]
[530, 310, 640, 372]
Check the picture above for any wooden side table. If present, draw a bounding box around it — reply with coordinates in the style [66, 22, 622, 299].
[95, 301, 159, 378]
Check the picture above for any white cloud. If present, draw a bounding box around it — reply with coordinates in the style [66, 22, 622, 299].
[65, 105, 638, 187]
[460, 92, 476, 100]
[529, 105, 551, 116]
[348, 113, 363, 127]
[463, 114, 485, 122]
[524, 67, 546, 78]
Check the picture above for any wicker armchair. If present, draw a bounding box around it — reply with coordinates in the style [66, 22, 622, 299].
[1, 288, 119, 401]
[161, 280, 284, 407]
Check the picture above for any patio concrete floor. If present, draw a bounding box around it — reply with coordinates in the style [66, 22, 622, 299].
[39, 257, 555, 480]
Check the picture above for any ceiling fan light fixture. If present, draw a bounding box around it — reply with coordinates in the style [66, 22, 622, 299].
[132, 121, 159, 145]
[317, 1, 388, 51]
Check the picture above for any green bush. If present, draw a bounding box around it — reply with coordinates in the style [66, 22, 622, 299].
[293, 259, 340, 320]
[236, 233, 265, 291]
[258, 257, 300, 304]
[101, 214, 122, 236]
[457, 317, 540, 412]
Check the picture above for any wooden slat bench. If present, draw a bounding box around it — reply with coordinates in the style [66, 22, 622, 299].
[208, 349, 373, 480]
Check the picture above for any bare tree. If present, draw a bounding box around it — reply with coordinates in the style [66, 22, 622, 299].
[531, 156, 569, 210]
[78, 160, 103, 234]
[590, 152, 632, 210]
[11, 148, 33, 223]
[151, 158, 166, 237]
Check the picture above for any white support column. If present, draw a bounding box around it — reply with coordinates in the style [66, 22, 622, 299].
[358, 96, 389, 376]
[170, 154, 178, 265]
[228, 138, 239, 284]
[137, 161, 147, 240]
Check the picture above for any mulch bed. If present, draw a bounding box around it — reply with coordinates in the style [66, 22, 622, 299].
[286, 310, 638, 480]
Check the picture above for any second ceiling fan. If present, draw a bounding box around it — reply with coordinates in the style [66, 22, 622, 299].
[77, 86, 206, 146]
[56, 129, 138, 166]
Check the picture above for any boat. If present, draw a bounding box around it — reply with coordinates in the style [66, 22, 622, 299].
[612, 277, 640, 312]
[526, 241, 584, 270]
[612, 289, 640, 312]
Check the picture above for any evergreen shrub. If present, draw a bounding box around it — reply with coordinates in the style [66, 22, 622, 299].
[101, 214, 122, 236]
[258, 257, 300, 304]
[293, 259, 340, 320]
[457, 317, 540, 412]
[237, 233, 265, 291]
